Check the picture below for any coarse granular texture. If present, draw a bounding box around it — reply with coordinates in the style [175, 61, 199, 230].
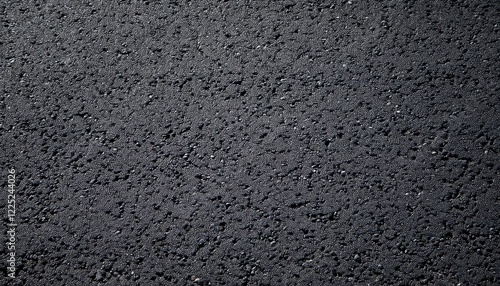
[1, 1, 499, 285]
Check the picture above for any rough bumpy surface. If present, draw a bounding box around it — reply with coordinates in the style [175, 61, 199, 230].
[1, 1, 499, 285]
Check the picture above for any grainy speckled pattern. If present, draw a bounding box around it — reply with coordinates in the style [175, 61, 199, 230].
[1, 1, 499, 285]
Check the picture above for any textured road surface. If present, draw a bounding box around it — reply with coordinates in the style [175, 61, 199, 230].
[1, 1, 499, 285]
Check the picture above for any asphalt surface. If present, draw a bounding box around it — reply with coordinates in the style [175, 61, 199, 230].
[1, 1, 499, 285]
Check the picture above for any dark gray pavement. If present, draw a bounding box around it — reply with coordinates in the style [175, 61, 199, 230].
[1, 1, 499, 285]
